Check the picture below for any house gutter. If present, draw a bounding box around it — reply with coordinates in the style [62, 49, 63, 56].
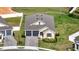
[69, 7, 77, 14]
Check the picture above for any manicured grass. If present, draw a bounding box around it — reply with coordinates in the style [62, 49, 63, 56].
[5, 17, 21, 26]
[39, 12, 79, 50]
[13, 16, 25, 46]
[12, 7, 68, 15]
[13, 7, 79, 50]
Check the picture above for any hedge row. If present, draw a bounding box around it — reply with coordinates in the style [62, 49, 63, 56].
[42, 38, 57, 43]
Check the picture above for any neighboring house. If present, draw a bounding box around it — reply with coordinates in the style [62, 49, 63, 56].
[0, 16, 17, 46]
[0, 7, 23, 31]
[69, 32, 79, 51]
[25, 13, 55, 46]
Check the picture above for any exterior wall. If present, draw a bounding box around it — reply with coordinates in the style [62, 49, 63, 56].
[43, 30, 55, 39]
[12, 26, 20, 31]
[0, 29, 13, 37]
[25, 30, 55, 39]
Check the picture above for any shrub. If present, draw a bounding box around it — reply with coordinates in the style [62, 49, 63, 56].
[68, 13, 74, 17]
[13, 32, 15, 36]
[68, 13, 79, 19]
[66, 44, 75, 51]
[21, 34, 25, 38]
[42, 38, 57, 43]
[55, 32, 59, 36]
[21, 31, 25, 38]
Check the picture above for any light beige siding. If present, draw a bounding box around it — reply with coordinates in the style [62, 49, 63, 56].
[43, 30, 55, 39]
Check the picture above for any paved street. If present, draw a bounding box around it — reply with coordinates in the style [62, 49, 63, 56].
[25, 36, 38, 47]
[4, 36, 17, 46]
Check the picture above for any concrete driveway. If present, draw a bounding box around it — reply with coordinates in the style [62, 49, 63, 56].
[4, 36, 17, 46]
[25, 36, 38, 47]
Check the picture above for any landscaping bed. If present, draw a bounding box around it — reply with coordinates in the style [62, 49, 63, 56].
[42, 38, 57, 43]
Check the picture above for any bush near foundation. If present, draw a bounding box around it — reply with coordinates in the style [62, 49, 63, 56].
[42, 38, 57, 43]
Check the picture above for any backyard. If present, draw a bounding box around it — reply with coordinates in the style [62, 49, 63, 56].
[5, 17, 21, 26]
[10, 7, 79, 50]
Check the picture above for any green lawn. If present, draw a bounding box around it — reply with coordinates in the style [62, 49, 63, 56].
[13, 16, 25, 46]
[12, 7, 79, 50]
[5, 17, 21, 26]
[4, 14, 24, 46]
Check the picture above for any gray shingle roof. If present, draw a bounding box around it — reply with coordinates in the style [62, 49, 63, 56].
[25, 13, 55, 31]
[0, 16, 7, 24]
[26, 25, 46, 31]
[0, 26, 12, 31]
[0, 16, 12, 30]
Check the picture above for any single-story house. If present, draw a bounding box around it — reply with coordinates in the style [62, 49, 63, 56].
[25, 13, 56, 39]
[0, 7, 23, 31]
[0, 16, 17, 46]
[25, 13, 55, 46]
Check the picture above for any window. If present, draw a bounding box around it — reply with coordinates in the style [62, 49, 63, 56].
[47, 33, 52, 37]
[0, 31, 5, 36]
[6, 30, 11, 36]
[26, 31, 31, 36]
[33, 31, 39, 36]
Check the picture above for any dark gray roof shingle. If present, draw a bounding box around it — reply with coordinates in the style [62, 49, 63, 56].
[0, 16, 12, 30]
[25, 13, 55, 31]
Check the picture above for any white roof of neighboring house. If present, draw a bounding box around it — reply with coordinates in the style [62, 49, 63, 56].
[69, 31, 79, 43]
[0, 23, 7, 27]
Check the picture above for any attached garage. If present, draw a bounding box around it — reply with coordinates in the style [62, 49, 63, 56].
[0, 29, 12, 37]
[0, 31, 5, 36]
[6, 30, 12, 36]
